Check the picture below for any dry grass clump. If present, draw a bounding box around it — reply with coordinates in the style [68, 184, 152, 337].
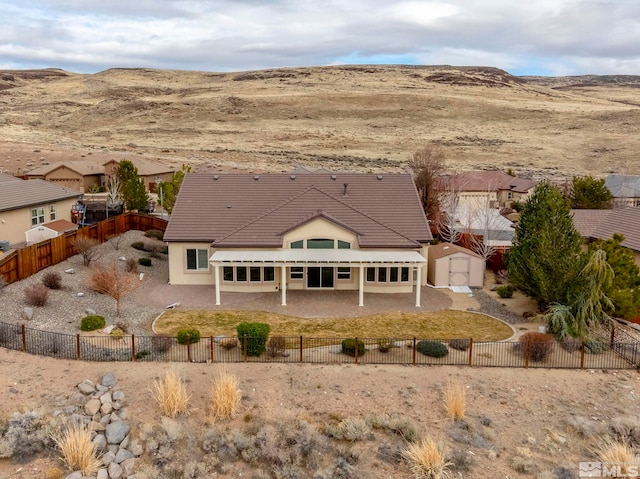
[323, 417, 372, 442]
[54, 423, 101, 476]
[209, 370, 242, 422]
[596, 437, 637, 474]
[24, 283, 50, 306]
[403, 437, 452, 479]
[152, 368, 191, 418]
[445, 380, 465, 421]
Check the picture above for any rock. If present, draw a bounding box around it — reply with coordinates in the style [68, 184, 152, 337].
[121, 457, 136, 476]
[100, 392, 113, 404]
[85, 308, 96, 316]
[77, 380, 96, 395]
[120, 434, 130, 450]
[97, 469, 109, 479]
[65, 268, 75, 274]
[93, 434, 107, 453]
[22, 307, 34, 321]
[118, 257, 126, 261]
[115, 448, 134, 463]
[106, 421, 129, 444]
[102, 372, 116, 387]
[130, 441, 143, 457]
[89, 420, 105, 432]
[108, 461, 123, 479]
[110, 412, 121, 422]
[113, 391, 125, 401]
[85, 398, 101, 416]
[103, 325, 115, 334]
[76, 292, 84, 297]
[101, 402, 113, 415]
[65, 472, 83, 479]
[102, 450, 116, 466]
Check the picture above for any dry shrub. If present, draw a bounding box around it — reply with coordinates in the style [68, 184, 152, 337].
[209, 370, 242, 422]
[596, 438, 636, 475]
[519, 332, 555, 362]
[42, 271, 62, 290]
[125, 257, 138, 273]
[403, 437, 452, 479]
[445, 380, 466, 421]
[89, 263, 140, 316]
[610, 416, 640, 445]
[151, 335, 173, 353]
[510, 446, 537, 474]
[266, 335, 286, 357]
[220, 337, 238, 349]
[54, 423, 101, 476]
[45, 467, 63, 479]
[24, 284, 50, 306]
[152, 368, 191, 418]
[323, 417, 371, 441]
[71, 236, 100, 267]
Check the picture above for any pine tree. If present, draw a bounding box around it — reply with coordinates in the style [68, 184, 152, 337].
[570, 175, 613, 209]
[116, 160, 149, 211]
[508, 181, 583, 309]
[158, 165, 191, 214]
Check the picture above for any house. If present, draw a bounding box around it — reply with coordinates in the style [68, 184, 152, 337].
[604, 174, 640, 207]
[103, 158, 174, 193]
[0, 174, 82, 247]
[25, 219, 78, 244]
[572, 208, 640, 265]
[441, 170, 537, 208]
[427, 243, 484, 288]
[163, 173, 432, 306]
[452, 207, 515, 250]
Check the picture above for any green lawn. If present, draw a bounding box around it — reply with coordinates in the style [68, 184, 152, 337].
[154, 309, 513, 341]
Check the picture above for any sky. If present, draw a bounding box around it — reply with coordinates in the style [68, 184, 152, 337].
[1, 1, 639, 76]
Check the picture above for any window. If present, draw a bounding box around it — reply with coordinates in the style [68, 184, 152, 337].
[250, 267, 261, 282]
[186, 249, 209, 271]
[264, 267, 275, 282]
[337, 267, 351, 280]
[236, 267, 247, 282]
[307, 239, 334, 249]
[291, 240, 303, 249]
[223, 266, 234, 281]
[290, 267, 303, 279]
[49, 205, 56, 221]
[378, 267, 387, 282]
[401, 267, 410, 282]
[366, 268, 375, 282]
[390, 267, 399, 282]
[337, 240, 351, 249]
[31, 207, 45, 227]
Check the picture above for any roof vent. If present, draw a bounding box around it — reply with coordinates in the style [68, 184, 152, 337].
[343, 183, 348, 196]
[377, 175, 383, 180]
[254, 175, 260, 181]
[290, 175, 296, 180]
[226, 204, 232, 209]
[331, 175, 337, 180]
[213, 175, 219, 181]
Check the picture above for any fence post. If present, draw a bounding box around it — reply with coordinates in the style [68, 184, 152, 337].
[210, 336, 214, 363]
[412, 337, 417, 366]
[131, 334, 136, 362]
[243, 335, 247, 362]
[355, 337, 359, 364]
[525, 342, 529, 369]
[299, 336, 303, 363]
[187, 338, 191, 363]
[21, 324, 26, 352]
[76, 334, 81, 360]
[580, 341, 585, 369]
[610, 324, 616, 349]
[468, 338, 473, 367]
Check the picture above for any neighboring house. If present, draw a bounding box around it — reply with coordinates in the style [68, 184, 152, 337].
[572, 208, 640, 265]
[452, 207, 515, 250]
[103, 158, 174, 193]
[441, 170, 537, 208]
[0, 174, 81, 247]
[25, 219, 78, 244]
[163, 173, 432, 306]
[604, 174, 640, 207]
[427, 243, 484, 288]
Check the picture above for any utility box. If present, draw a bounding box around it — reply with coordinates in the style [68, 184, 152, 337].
[0, 240, 10, 252]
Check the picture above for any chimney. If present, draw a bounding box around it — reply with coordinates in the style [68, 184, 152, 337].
[343, 183, 348, 196]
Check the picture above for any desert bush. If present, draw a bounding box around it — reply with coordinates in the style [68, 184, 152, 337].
[585, 339, 608, 355]
[494, 269, 509, 284]
[144, 240, 166, 258]
[152, 368, 191, 418]
[596, 438, 635, 476]
[610, 416, 640, 446]
[151, 335, 173, 353]
[266, 335, 286, 357]
[135, 350, 150, 360]
[220, 337, 238, 349]
[139, 421, 181, 468]
[510, 446, 537, 474]
[323, 418, 371, 441]
[377, 441, 405, 464]
[80, 315, 106, 332]
[447, 448, 475, 472]
[449, 338, 470, 351]
[145, 229, 165, 240]
[368, 414, 420, 443]
[45, 467, 63, 479]
[42, 271, 62, 290]
[237, 322, 271, 357]
[126, 257, 138, 273]
[447, 420, 492, 449]
[417, 340, 449, 358]
[114, 320, 128, 333]
[138, 257, 152, 267]
[24, 284, 50, 306]
[131, 241, 146, 251]
[107, 234, 123, 250]
[566, 416, 603, 438]
[403, 437, 451, 479]
[341, 338, 366, 357]
[445, 380, 466, 421]
[54, 423, 100, 476]
[519, 332, 555, 362]
[209, 370, 242, 421]
[561, 336, 582, 353]
[496, 285, 515, 298]
[72, 236, 100, 267]
[378, 339, 394, 352]
[176, 328, 201, 345]
[110, 328, 124, 340]
[0, 409, 54, 461]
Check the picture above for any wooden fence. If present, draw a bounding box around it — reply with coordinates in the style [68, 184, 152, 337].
[0, 214, 168, 285]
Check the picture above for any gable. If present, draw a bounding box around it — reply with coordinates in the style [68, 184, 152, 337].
[282, 217, 359, 248]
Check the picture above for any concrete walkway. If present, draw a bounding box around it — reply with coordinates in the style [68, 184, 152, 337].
[142, 284, 456, 318]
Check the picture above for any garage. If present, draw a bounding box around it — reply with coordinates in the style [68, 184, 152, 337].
[427, 242, 485, 288]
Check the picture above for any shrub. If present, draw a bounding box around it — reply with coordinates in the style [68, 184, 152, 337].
[496, 285, 515, 298]
[449, 339, 470, 351]
[72, 236, 100, 267]
[0, 409, 53, 461]
[341, 338, 366, 357]
[138, 257, 152, 267]
[144, 229, 165, 240]
[368, 414, 420, 443]
[493, 269, 510, 284]
[152, 368, 191, 418]
[323, 418, 371, 441]
[596, 438, 635, 476]
[24, 284, 50, 306]
[209, 370, 242, 421]
[110, 328, 124, 340]
[80, 315, 106, 332]
[176, 328, 201, 345]
[266, 335, 286, 357]
[42, 271, 62, 290]
[220, 337, 238, 349]
[447, 448, 475, 472]
[152, 335, 173, 353]
[561, 336, 582, 353]
[445, 380, 466, 421]
[131, 241, 146, 251]
[237, 322, 271, 357]
[585, 339, 608, 355]
[403, 437, 451, 479]
[417, 340, 449, 358]
[519, 332, 555, 362]
[115, 320, 128, 333]
[126, 258, 138, 273]
[378, 339, 394, 353]
[135, 350, 150, 360]
[54, 423, 100, 476]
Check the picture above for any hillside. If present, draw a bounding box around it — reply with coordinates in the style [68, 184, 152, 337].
[1, 65, 639, 179]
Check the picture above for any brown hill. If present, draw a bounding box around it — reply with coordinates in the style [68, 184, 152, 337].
[1, 65, 639, 179]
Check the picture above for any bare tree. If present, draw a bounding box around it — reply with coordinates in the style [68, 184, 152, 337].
[464, 186, 508, 269]
[435, 176, 463, 244]
[89, 263, 140, 316]
[106, 176, 122, 206]
[408, 144, 446, 220]
[72, 236, 101, 267]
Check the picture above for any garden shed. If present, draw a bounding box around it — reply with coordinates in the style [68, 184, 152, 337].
[427, 242, 484, 288]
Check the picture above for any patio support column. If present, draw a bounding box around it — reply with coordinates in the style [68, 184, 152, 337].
[280, 265, 287, 306]
[358, 265, 364, 307]
[214, 264, 221, 306]
[415, 265, 422, 307]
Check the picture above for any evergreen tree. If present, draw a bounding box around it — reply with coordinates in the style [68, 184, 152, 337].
[116, 160, 149, 211]
[158, 165, 191, 214]
[570, 175, 613, 209]
[508, 181, 583, 309]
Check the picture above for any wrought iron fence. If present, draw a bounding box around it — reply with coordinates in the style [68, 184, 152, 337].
[1, 320, 639, 369]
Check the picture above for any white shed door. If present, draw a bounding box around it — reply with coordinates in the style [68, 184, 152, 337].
[449, 257, 470, 286]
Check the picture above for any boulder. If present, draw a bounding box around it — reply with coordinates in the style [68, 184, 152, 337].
[65, 268, 75, 274]
[106, 421, 129, 444]
[115, 447, 134, 463]
[85, 398, 101, 416]
[97, 469, 109, 479]
[93, 433, 107, 453]
[101, 372, 116, 387]
[108, 461, 123, 479]
[77, 380, 96, 395]
[85, 308, 97, 316]
[22, 307, 33, 321]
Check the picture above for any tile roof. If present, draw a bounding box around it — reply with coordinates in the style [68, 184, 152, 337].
[571, 209, 612, 238]
[572, 208, 640, 252]
[445, 170, 537, 193]
[43, 219, 78, 233]
[429, 242, 481, 260]
[164, 173, 432, 247]
[0, 175, 81, 212]
[26, 160, 105, 176]
[604, 175, 640, 198]
[105, 158, 174, 176]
